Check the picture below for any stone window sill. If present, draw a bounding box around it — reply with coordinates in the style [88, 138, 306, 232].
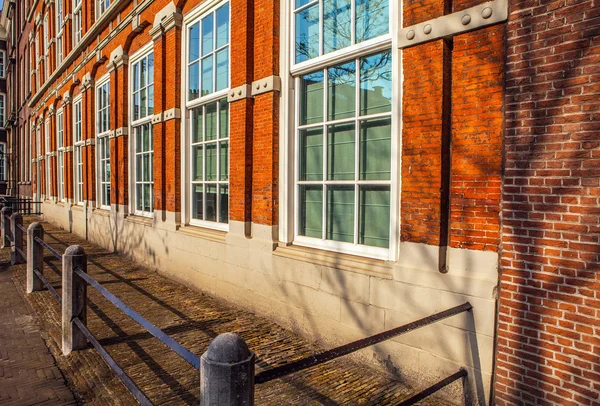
[274, 244, 393, 279]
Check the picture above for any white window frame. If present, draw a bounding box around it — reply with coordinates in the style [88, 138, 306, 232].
[45, 119, 52, 199]
[43, 13, 50, 80]
[128, 43, 155, 218]
[56, 0, 65, 65]
[57, 108, 65, 202]
[96, 0, 111, 19]
[0, 93, 5, 128]
[181, 0, 231, 232]
[73, 95, 84, 205]
[73, 0, 83, 45]
[279, 0, 400, 261]
[96, 75, 111, 210]
[0, 51, 5, 78]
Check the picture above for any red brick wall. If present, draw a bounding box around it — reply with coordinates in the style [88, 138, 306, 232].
[401, 1, 504, 251]
[450, 25, 504, 251]
[495, 0, 600, 404]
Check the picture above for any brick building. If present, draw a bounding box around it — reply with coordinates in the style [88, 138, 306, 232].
[4, 0, 599, 404]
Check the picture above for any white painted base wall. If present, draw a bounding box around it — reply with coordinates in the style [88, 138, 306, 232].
[41, 201, 498, 404]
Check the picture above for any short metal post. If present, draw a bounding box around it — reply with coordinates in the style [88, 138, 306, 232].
[62, 245, 87, 355]
[10, 213, 24, 265]
[1, 206, 12, 249]
[200, 333, 255, 406]
[27, 222, 44, 293]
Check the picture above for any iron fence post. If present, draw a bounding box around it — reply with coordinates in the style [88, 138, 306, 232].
[62, 245, 88, 355]
[10, 213, 24, 265]
[27, 222, 44, 293]
[200, 333, 255, 406]
[1, 206, 12, 248]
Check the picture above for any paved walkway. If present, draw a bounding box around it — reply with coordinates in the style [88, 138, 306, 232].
[5, 218, 454, 405]
[0, 260, 77, 405]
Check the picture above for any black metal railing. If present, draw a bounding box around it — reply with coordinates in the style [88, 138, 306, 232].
[255, 302, 472, 384]
[4, 213, 476, 405]
[34, 236, 63, 260]
[0, 197, 42, 215]
[74, 266, 200, 370]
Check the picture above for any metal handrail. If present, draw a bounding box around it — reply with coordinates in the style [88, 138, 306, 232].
[33, 268, 61, 302]
[34, 236, 63, 261]
[73, 317, 152, 406]
[74, 267, 200, 370]
[16, 246, 25, 257]
[255, 302, 472, 384]
[396, 368, 467, 405]
[16, 223, 27, 233]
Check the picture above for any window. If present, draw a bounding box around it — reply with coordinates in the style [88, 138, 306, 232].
[0, 94, 5, 128]
[43, 13, 50, 79]
[185, 2, 230, 229]
[290, 0, 395, 259]
[73, 0, 83, 45]
[57, 109, 65, 201]
[187, 3, 229, 100]
[0, 144, 5, 181]
[130, 49, 154, 216]
[97, 0, 110, 18]
[96, 78, 111, 209]
[0, 51, 5, 78]
[293, 0, 389, 64]
[73, 97, 84, 205]
[45, 119, 51, 198]
[56, 0, 65, 65]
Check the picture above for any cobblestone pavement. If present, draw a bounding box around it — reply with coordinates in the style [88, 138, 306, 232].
[6, 218, 456, 405]
[0, 260, 77, 405]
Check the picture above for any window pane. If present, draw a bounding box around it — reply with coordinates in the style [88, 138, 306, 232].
[328, 61, 356, 120]
[133, 63, 139, 92]
[192, 185, 203, 219]
[136, 184, 143, 211]
[192, 107, 203, 143]
[359, 186, 390, 247]
[148, 54, 154, 83]
[142, 154, 151, 181]
[299, 185, 322, 238]
[323, 0, 351, 54]
[133, 92, 140, 121]
[136, 155, 143, 181]
[140, 88, 147, 118]
[300, 71, 324, 125]
[219, 185, 229, 223]
[205, 102, 217, 141]
[356, 0, 389, 42]
[189, 61, 200, 100]
[140, 57, 147, 87]
[148, 85, 154, 116]
[144, 184, 152, 212]
[216, 4, 229, 48]
[201, 56, 214, 96]
[205, 184, 217, 222]
[327, 123, 355, 180]
[299, 127, 323, 181]
[360, 51, 392, 115]
[192, 145, 203, 181]
[216, 48, 229, 91]
[202, 15, 214, 56]
[359, 118, 391, 180]
[135, 126, 142, 153]
[326, 186, 354, 243]
[189, 23, 200, 62]
[295, 5, 319, 63]
[219, 99, 228, 138]
[219, 141, 228, 181]
[205, 144, 217, 181]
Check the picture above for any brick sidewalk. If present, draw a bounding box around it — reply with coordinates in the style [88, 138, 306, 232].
[0, 261, 77, 405]
[6, 218, 455, 405]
